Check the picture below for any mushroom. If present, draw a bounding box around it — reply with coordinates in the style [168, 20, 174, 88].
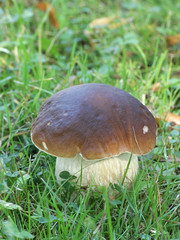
[31, 83, 157, 188]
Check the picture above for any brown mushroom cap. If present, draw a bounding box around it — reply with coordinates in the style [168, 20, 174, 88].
[31, 84, 157, 160]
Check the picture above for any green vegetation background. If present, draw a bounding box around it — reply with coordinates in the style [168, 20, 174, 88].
[0, 0, 179, 239]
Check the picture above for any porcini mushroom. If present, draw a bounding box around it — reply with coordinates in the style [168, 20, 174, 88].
[31, 84, 157, 188]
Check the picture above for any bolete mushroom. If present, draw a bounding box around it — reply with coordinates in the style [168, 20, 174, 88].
[31, 84, 157, 188]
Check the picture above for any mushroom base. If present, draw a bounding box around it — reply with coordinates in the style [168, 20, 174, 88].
[55, 153, 138, 188]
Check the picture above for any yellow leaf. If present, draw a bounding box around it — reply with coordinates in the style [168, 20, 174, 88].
[164, 112, 180, 125]
[88, 16, 133, 29]
[89, 16, 116, 28]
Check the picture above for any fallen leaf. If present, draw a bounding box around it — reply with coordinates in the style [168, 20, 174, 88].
[164, 112, 180, 125]
[36, 2, 47, 11]
[155, 113, 180, 126]
[89, 16, 116, 28]
[49, 8, 59, 28]
[36, 2, 59, 29]
[152, 82, 161, 92]
[167, 33, 180, 47]
[89, 16, 133, 29]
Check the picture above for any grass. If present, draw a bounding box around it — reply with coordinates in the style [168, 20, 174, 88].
[0, 0, 180, 239]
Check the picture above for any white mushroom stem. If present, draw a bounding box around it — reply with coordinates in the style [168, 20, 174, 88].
[55, 153, 138, 188]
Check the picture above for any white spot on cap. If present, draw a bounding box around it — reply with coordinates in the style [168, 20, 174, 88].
[143, 125, 149, 134]
[42, 141, 48, 150]
[63, 112, 68, 117]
